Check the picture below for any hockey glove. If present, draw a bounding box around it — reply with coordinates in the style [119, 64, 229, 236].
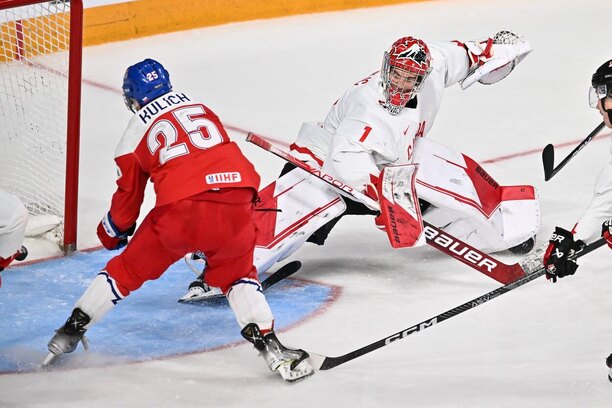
[363, 174, 385, 231]
[96, 212, 136, 250]
[602, 219, 612, 249]
[458, 30, 532, 90]
[543, 227, 585, 282]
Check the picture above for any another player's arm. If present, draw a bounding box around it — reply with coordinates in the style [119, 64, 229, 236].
[572, 159, 612, 245]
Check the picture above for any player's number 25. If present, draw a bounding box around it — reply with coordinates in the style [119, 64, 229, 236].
[147, 105, 224, 165]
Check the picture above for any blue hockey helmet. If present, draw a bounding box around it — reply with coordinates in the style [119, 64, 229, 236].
[122, 59, 172, 112]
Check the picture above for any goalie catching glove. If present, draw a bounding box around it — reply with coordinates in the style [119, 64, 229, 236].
[458, 30, 532, 90]
[543, 227, 585, 282]
[96, 212, 136, 250]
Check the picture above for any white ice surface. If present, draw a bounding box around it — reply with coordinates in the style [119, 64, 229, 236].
[2, 0, 612, 406]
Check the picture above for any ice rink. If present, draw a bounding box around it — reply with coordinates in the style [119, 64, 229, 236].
[1, 0, 612, 406]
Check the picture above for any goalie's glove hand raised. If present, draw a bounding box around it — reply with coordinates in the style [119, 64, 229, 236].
[459, 30, 532, 90]
[97, 212, 136, 250]
[602, 219, 612, 249]
[543, 227, 585, 283]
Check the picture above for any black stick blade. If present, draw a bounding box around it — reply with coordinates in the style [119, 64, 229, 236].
[542, 143, 555, 181]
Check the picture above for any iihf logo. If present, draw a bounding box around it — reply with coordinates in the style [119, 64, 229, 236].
[206, 172, 242, 184]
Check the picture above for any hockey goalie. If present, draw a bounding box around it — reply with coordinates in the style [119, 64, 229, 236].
[181, 31, 540, 301]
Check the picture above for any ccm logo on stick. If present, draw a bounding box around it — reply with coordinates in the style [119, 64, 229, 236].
[423, 225, 498, 273]
[384, 318, 438, 345]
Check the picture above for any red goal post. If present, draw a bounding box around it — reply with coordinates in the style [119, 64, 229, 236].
[0, 0, 83, 253]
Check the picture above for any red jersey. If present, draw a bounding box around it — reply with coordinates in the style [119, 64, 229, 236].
[108, 92, 260, 230]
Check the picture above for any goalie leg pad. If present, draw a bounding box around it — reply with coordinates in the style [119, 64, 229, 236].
[252, 168, 346, 273]
[413, 137, 540, 253]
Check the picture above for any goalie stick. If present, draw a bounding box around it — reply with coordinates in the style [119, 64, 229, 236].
[246, 132, 529, 284]
[307, 238, 605, 371]
[542, 122, 605, 181]
[178, 261, 302, 304]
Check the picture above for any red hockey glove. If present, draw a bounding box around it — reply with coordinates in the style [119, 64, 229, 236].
[96, 212, 136, 250]
[543, 227, 585, 283]
[363, 174, 385, 231]
[0, 246, 28, 288]
[602, 219, 612, 249]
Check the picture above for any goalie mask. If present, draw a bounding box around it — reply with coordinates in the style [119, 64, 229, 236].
[381, 37, 432, 115]
[123, 59, 172, 112]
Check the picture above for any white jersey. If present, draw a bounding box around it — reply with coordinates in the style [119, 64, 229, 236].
[291, 41, 471, 191]
[573, 133, 612, 244]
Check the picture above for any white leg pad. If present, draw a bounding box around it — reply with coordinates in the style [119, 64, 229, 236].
[253, 168, 346, 274]
[74, 271, 126, 328]
[226, 278, 274, 331]
[414, 137, 540, 252]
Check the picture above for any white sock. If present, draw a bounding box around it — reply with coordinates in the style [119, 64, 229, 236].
[226, 278, 274, 331]
[74, 271, 126, 328]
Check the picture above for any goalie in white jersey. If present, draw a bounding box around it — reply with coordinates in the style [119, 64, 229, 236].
[182, 32, 541, 301]
[286, 32, 539, 254]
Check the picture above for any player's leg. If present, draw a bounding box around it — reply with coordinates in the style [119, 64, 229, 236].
[45, 208, 180, 363]
[202, 197, 314, 381]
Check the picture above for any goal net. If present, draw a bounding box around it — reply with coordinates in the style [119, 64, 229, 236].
[0, 0, 82, 252]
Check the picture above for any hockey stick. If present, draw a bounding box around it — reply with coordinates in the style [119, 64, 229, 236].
[246, 132, 530, 284]
[179, 261, 302, 304]
[308, 238, 605, 371]
[542, 122, 605, 181]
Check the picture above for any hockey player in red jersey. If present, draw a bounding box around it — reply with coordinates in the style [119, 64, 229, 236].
[0, 188, 28, 287]
[541, 59, 612, 381]
[42, 59, 313, 382]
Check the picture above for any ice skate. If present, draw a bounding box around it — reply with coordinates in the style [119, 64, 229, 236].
[180, 251, 223, 301]
[42, 308, 91, 367]
[179, 278, 223, 301]
[241, 323, 314, 383]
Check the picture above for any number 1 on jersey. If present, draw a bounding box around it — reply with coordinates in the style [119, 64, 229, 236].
[359, 125, 372, 142]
